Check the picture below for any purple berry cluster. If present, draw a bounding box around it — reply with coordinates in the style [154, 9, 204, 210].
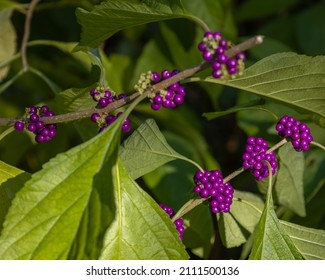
[193, 170, 234, 213]
[150, 69, 186, 111]
[89, 86, 131, 133]
[159, 203, 185, 240]
[134, 69, 186, 111]
[242, 136, 278, 181]
[198, 31, 246, 79]
[275, 115, 313, 152]
[14, 105, 57, 143]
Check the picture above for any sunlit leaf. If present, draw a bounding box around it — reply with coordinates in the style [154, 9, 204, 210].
[189, 53, 325, 125]
[0, 161, 30, 233]
[76, 0, 190, 51]
[0, 118, 123, 259]
[280, 220, 325, 260]
[120, 118, 201, 180]
[99, 158, 188, 260]
[250, 170, 303, 259]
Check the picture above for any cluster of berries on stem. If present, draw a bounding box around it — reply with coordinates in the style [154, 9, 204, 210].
[198, 31, 246, 79]
[193, 170, 234, 213]
[135, 70, 187, 111]
[242, 136, 278, 181]
[14, 105, 57, 143]
[275, 115, 313, 152]
[159, 203, 185, 240]
[89, 86, 131, 133]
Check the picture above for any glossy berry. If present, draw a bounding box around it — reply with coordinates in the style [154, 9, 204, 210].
[242, 136, 278, 181]
[159, 203, 185, 240]
[193, 169, 234, 214]
[14, 121, 25, 131]
[275, 115, 313, 152]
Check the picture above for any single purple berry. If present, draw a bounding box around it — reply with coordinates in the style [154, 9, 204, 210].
[14, 121, 25, 131]
[151, 72, 161, 83]
[203, 50, 214, 61]
[98, 98, 109, 108]
[153, 94, 163, 105]
[151, 103, 161, 111]
[161, 70, 171, 80]
[91, 113, 101, 123]
[217, 54, 228, 64]
[29, 114, 39, 123]
[173, 94, 184, 105]
[198, 42, 207, 52]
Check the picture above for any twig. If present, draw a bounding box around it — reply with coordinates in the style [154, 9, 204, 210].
[0, 35, 263, 126]
[21, 0, 41, 72]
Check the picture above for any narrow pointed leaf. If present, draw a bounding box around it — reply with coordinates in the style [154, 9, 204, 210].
[120, 118, 200, 180]
[76, 0, 190, 51]
[190, 53, 325, 124]
[0, 119, 123, 259]
[100, 158, 188, 260]
[250, 173, 304, 259]
[274, 144, 306, 216]
[280, 220, 325, 260]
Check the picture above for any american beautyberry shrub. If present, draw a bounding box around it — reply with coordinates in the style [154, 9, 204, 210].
[135, 70, 186, 111]
[89, 86, 131, 133]
[275, 115, 313, 152]
[14, 105, 57, 143]
[242, 136, 278, 181]
[198, 31, 246, 79]
[193, 170, 234, 213]
[159, 203, 185, 240]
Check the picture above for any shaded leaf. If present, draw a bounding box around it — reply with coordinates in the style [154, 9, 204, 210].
[204, 99, 278, 120]
[274, 144, 306, 216]
[120, 118, 201, 180]
[0, 161, 30, 233]
[280, 220, 325, 260]
[217, 190, 264, 248]
[189, 53, 325, 124]
[76, 0, 190, 51]
[0, 8, 16, 81]
[99, 158, 188, 260]
[0, 118, 123, 259]
[236, 0, 299, 21]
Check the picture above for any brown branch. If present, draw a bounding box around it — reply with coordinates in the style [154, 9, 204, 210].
[21, 0, 41, 72]
[0, 35, 264, 126]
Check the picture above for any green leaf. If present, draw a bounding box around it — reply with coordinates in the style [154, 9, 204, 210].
[249, 168, 304, 259]
[0, 8, 16, 82]
[295, 3, 325, 56]
[203, 99, 278, 120]
[120, 118, 201, 180]
[218, 190, 264, 248]
[0, 0, 23, 10]
[55, 86, 95, 113]
[280, 220, 325, 260]
[76, 0, 190, 51]
[236, 0, 299, 22]
[189, 53, 325, 124]
[0, 161, 30, 233]
[274, 144, 306, 216]
[0, 118, 123, 259]
[183, 204, 214, 259]
[99, 158, 188, 260]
